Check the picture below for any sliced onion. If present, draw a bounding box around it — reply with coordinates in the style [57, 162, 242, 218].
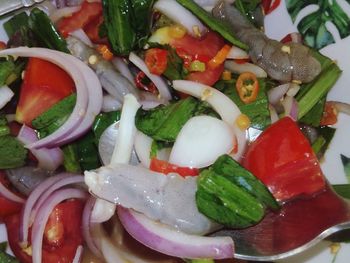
[267, 83, 290, 105]
[20, 173, 74, 247]
[31, 188, 87, 263]
[139, 91, 166, 110]
[169, 116, 234, 168]
[172, 80, 246, 160]
[0, 85, 14, 109]
[269, 104, 279, 124]
[82, 197, 102, 258]
[49, 5, 81, 23]
[129, 52, 172, 102]
[31, 175, 85, 222]
[102, 94, 122, 112]
[98, 122, 139, 166]
[93, 94, 141, 223]
[154, 0, 207, 37]
[118, 207, 234, 259]
[69, 29, 94, 47]
[286, 83, 300, 97]
[112, 57, 135, 84]
[134, 131, 153, 168]
[54, 51, 103, 145]
[282, 95, 299, 120]
[110, 94, 140, 165]
[226, 46, 249, 60]
[72, 245, 84, 263]
[17, 125, 64, 171]
[225, 60, 267, 78]
[0, 47, 94, 149]
[0, 179, 25, 203]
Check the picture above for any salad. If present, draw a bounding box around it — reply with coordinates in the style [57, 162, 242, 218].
[0, 0, 349, 262]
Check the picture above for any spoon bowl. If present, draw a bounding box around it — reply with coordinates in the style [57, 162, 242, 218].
[212, 184, 350, 261]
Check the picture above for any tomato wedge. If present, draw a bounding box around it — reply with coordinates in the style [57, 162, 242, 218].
[0, 171, 23, 222]
[150, 158, 199, 177]
[242, 117, 326, 202]
[170, 31, 225, 86]
[5, 199, 84, 263]
[15, 57, 75, 126]
[57, 0, 102, 38]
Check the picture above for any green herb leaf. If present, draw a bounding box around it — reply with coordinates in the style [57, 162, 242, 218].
[0, 135, 28, 169]
[215, 78, 271, 130]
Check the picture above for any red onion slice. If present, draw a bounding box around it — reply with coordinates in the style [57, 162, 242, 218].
[117, 207, 234, 259]
[72, 245, 84, 263]
[31, 188, 87, 263]
[282, 95, 299, 121]
[0, 47, 91, 149]
[129, 52, 172, 102]
[224, 60, 267, 78]
[17, 125, 64, 171]
[20, 173, 73, 247]
[31, 175, 85, 223]
[0, 180, 25, 203]
[54, 51, 103, 145]
[267, 83, 290, 105]
[82, 197, 102, 258]
[112, 57, 135, 84]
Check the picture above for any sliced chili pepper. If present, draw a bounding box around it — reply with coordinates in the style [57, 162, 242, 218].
[208, 44, 231, 69]
[262, 0, 281, 15]
[135, 71, 158, 94]
[234, 58, 251, 64]
[236, 72, 259, 104]
[96, 44, 114, 61]
[150, 158, 199, 177]
[320, 102, 338, 126]
[144, 48, 168, 75]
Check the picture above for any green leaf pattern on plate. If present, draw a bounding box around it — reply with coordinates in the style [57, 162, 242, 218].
[341, 154, 350, 183]
[286, 0, 350, 49]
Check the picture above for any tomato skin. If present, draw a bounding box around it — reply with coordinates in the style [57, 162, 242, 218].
[242, 117, 326, 202]
[171, 31, 225, 86]
[16, 57, 75, 126]
[0, 171, 23, 222]
[5, 199, 84, 263]
[57, 1, 102, 38]
[150, 158, 199, 177]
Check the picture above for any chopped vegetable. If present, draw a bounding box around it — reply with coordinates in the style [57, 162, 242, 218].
[196, 155, 272, 228]
[208, 44, 231, 69]
[135, 97, 210, 142]
[28, 8, 69, 53]
[243, 117, 326, 201]
[0, 135, 27, 169]
[135, 71, 158, 93]
[236, 72, 259, 104]
[16, 58, 75, 126]
[175, 0, 247, 50]
[145, 48, 168, 75]
[150, 158, 199, 176]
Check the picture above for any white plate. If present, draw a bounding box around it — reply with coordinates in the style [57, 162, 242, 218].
[0, 1, 349, 262]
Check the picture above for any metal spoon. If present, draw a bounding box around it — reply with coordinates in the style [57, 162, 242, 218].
[0, 0, 46, 17]
[212, 184, 350, 261]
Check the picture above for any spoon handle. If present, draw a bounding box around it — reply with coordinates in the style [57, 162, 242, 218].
[0, 0, 44, 17]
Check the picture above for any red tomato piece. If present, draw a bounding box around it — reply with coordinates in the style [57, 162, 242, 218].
[261, 0, 281, 15]
[5, 199, 84, 263]
[84, 14, 108, 44]
[15, 57, 75, 126]
[57, 0, 102, 38]
[0, 171, 23, 222]
[242, 117, 326, 202]
[145, 48, 168, 75]
[150, 158, 199, 177]
[171, 31, 225, 86]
